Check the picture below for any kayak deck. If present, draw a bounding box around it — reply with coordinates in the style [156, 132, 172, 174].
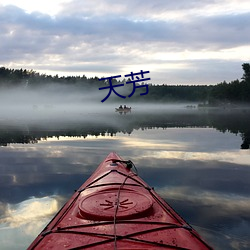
[28, 152, 213, 249]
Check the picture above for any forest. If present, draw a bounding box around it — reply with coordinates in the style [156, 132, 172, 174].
[0, 63, 250, 104]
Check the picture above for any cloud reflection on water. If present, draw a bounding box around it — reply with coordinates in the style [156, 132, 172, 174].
[153, 150, 250, 166]
[0, 127, 250, 249]
[0, 196, 62, 250]
[0, 196, 59, 228]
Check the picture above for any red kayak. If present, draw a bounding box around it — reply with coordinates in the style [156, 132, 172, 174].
[28, 152, 213, 249]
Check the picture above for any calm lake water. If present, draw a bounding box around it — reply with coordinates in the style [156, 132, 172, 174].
[0, 104, 250, 249]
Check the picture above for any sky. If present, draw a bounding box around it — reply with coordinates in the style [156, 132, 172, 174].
[0, 0, 250, 85]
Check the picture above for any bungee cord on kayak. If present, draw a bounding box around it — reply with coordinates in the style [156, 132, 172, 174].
[112, 159, 138, 250]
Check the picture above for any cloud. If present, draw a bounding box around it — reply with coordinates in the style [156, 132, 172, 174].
[58, 0, 241, 19]
[0, 1, 250, 84]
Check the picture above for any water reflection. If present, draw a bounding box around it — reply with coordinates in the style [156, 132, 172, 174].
[0, 107, 250, 149]
[0, 196, 62, 250]
[1, 196, 59, 228]
[0, 108, 250, 249]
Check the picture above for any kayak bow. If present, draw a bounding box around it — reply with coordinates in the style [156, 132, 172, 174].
[28, 152, 213, 249]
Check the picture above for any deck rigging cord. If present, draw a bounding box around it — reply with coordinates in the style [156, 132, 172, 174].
[112, 159, 138, 249]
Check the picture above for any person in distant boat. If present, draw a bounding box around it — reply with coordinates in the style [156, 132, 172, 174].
[119, 105, 123, 109]
[124, 105, 127, 109]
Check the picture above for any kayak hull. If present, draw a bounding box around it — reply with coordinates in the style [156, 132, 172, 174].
[28, 152, 213, 249]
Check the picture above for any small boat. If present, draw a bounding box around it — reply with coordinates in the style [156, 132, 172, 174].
[28, 152, 213, 249]
[115, 107, 131, 113]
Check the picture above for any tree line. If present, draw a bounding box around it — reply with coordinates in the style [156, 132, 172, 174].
[208, 63, 250, 105]
[0, 63, 249, 104]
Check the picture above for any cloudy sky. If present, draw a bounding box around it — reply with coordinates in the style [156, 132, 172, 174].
[0, 0, 250, 84]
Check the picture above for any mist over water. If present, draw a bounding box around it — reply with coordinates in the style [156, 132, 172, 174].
[0, 84, 198, 126]
[1, 84, 250, 149]
[0, 85, 109, 120]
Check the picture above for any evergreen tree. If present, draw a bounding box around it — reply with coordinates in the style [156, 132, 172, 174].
[242, 63, 250, 83]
